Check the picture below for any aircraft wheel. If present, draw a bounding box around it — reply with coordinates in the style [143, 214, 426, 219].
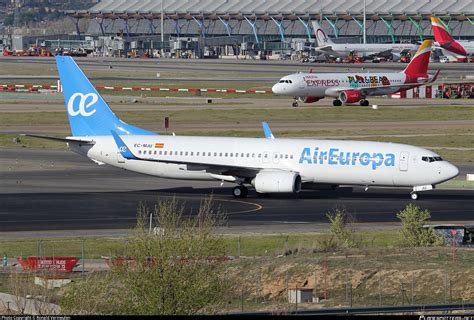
[233, 185, 248, 198]
[292, 102, 299, 107]
[410, 192, 419, 200]
[333, 99, 342, 107]
[360, 99, 369, 106]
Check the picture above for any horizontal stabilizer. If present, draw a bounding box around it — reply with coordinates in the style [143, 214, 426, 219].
[20, 134, 95, 144]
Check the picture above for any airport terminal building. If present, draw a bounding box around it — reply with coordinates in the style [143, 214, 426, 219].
[62, 0, 474, 58]
[3, 0, 474, 58]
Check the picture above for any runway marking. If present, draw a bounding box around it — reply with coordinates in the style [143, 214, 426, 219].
[212, 198, 263, 215]
[272, 221, 310, 224]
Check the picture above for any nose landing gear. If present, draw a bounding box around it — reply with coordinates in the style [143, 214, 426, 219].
[292, 97, 299, 107]
[410, 192, 419, 200]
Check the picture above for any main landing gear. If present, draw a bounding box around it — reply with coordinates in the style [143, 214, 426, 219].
[232, 185, 248, 198]
[359, 99, 369, 106]
[332, 99, 342, 106]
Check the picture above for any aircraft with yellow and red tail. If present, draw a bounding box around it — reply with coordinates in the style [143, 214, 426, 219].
[272, 40, 439, 107]
[431, 16, 474, 58]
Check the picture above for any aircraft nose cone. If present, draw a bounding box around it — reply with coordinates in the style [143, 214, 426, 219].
[271, 83, 280, 94]
[446, 163, 459, 180]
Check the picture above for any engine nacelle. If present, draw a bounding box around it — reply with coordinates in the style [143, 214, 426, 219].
[339, 90, 362, 104]
[297, 96, 321, 103]
[252, 170, 302, 194]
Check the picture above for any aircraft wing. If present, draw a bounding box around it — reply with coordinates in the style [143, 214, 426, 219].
[111, 131, 261, 179]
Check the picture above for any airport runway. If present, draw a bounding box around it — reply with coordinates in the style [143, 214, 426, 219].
[1, 148, 473, 232]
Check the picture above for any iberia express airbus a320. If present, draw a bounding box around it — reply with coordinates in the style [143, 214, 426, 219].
[272, 40, 439, 107]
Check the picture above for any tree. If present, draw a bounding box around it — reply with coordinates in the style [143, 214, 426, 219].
[61, 197, 229, 315]
[326, 209, 357, 248]
[396, 204, 444, 247]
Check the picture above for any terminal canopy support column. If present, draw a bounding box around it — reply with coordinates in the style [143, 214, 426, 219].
[148, 19, 156, 34]
[408, 16, 423, 42]
[380, 16, 396, 43]
[296, 16, 312, 41]
[218, 16, 232, 36]
[95, 16, 106, 36]
[466, 17, 474, 26]
[271, 17, 285, 42]
[324, 17, 339, 38]
[351, 17, 364, 42]
[122, 18, 131, 39]
[69, 16, 81, 39]
[244, 16, 259, 45]
[167, 17, 180, 37]
[192, 16, 206, 38]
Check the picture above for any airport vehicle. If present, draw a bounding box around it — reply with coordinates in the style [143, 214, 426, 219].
[311, 21, 418, 60]
[272, 40, 439, 107]
[431, 16, 474, 57]
[25, 56, 458, 200]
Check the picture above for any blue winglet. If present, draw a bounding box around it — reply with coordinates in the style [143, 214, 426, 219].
[111, 131, 137, 160]
[261, 121, 275, 139]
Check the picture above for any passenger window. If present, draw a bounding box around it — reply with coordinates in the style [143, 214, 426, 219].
[246, 153, 250, 157]
[180, 151, 183, 156]
[154, 151, 157, 155]
[196, 152, 199, 156]
[258, 154, 261, 158]
[214, 152, 217, 156]
[241, 153, 244, 157]
[159, 151, 162, 155]
[225, 153, 228, 157]
[190, 152, 193, 156]
[149, 150, 152, 155]
[290, 155, 293, 159]
[138, 150, 141, 154]
[219, 153, 222, 157]
[185, 152, 188, 156]
[252, 153, 255, 158]
[285, 154, 288, 159]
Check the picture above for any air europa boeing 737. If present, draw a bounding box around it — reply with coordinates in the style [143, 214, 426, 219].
[25, 56, 458, 200]
[272, 40, 439, 107]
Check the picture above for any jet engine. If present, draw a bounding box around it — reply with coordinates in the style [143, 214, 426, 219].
[339, 90, 362, 104]
[297, 96, 321, 103]
[252, 170, 302, 193]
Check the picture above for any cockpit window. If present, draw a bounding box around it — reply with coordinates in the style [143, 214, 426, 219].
[279, 80, 293, 84]
[422, 156, 443, 163]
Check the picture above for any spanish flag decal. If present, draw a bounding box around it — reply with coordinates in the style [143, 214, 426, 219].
[155, 143, 165, 148]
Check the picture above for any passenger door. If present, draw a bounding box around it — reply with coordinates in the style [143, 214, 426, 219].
[399, 151, 409, 171]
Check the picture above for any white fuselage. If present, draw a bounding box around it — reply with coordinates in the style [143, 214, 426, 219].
[318, 43, 418, 58]
[272, 72, 407, 98]
[71, 135, 458, 189]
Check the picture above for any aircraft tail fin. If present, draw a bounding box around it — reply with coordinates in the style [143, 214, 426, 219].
[56, 56, 156, 137]
[403, 40, 432, 77]
[430, 16, 467, 56]
[311, 20, 334, 46]
[430, 16, 454, 44]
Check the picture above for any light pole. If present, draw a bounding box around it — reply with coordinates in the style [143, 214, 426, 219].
[161, 0, 164, 57]
[363, 0, 367, 44]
